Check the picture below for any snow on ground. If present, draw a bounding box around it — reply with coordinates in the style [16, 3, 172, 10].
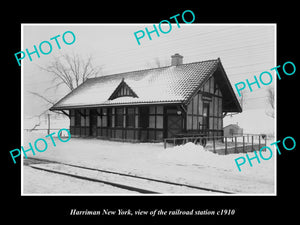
[23, 166, 136, 194]
[159, 142, 274, 178]
[22, 131, 275, 194]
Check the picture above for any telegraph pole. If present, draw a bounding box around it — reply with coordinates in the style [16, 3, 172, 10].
[47, 113, 50, 135]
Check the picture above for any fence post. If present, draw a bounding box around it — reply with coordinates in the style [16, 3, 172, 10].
[265, 135, 267, 147]
[47, 113, 50, 135]
[225, 137, 227, 155]
[213, 137, 216, 154]
[234, 136, 237, 153]
[251, 135, 254, 151]
[258, 135, 261, 150]
[173, 137, 176, 146]
[164, 139, 166, 149]
[242, 136, 245, 153]
[194, 137, 198, 144]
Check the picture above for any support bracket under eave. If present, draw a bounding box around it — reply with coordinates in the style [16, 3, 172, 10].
[180, 104, 187, 113]
[60, 110, 70, 118]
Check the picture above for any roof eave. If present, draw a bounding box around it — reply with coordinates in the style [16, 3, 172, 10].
[216, 59, 242, 113]
[50, 100, 185, 110]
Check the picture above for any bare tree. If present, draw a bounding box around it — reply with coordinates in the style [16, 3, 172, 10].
[153, 57, 169, 68]
[266, 87, 275, 118]
[238, 91, 244, 110]
[28, 53, 101, 129]
[145, 57, 169, 69]
[28, 91, 58, 116]
[31, 53, 101, 105]
[39, 53, 101, 91]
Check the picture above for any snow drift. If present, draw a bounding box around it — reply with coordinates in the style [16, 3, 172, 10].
[158, 142, 275, 176]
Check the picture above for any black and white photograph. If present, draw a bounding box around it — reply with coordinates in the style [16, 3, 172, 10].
[21, 23, 276, 195]
[4, 4, 299, 224]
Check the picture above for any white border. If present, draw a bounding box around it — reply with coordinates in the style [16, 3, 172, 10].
[21, 24, 24, 195]
[21, 23, 277, 197]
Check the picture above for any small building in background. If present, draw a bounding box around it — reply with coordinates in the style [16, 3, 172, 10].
[223, 124, 243, 137]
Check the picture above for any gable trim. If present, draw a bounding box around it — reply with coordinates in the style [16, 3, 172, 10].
[216, 59, 242, 113]
[184, 59, 242, 113]
[108, 78, 138, 100]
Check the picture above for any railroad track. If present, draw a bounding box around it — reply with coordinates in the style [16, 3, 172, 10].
[24, 157, 233, 194]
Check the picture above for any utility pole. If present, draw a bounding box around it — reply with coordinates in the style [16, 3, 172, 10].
[47, 113, 50, 135]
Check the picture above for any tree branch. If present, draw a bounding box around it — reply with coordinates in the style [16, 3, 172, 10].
[38, 53, 102, 92]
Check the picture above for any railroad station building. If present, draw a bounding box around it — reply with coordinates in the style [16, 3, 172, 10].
[50, 54, 242, 142]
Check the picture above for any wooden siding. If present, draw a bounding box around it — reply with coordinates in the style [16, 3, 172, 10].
[68, 74, 225, 141]
[186, 76, 223, 137]
[69, 105, 164, 142]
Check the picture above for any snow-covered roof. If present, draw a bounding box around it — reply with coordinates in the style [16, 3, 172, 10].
[51, 58, 241, 112]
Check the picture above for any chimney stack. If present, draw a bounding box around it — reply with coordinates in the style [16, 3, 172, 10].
[171, 53, 183, 66]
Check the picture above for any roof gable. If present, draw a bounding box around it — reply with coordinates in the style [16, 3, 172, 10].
[108, 78, 138, 100]
[50, 58, 241, 113]
[183, 59, 242, 113]
[213, 60, 242, 113]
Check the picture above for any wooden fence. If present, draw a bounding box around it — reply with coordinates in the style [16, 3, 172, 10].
[24, 128, 69, 137]
[163, 134, 268, 155]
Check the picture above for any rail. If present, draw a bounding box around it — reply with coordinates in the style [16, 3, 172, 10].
[163, 134, 268, 155]
[25, 157, 233, 194]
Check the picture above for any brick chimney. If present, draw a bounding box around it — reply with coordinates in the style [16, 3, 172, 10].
[171, 53, 183, 66]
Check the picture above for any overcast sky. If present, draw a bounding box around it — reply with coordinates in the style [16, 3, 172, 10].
[22, 24, 276, 133]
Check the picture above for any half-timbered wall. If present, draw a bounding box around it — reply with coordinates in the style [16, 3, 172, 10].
[148, 105, 164, 141]
[70, 109, 90, 136]
[69, 105, 164, 141]
[69, 76, 224, 140]
[186, 76, 223, 137]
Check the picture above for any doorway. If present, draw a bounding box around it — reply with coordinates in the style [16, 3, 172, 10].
[165, 106, 182, 138]
[203, 103, 210, 133]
